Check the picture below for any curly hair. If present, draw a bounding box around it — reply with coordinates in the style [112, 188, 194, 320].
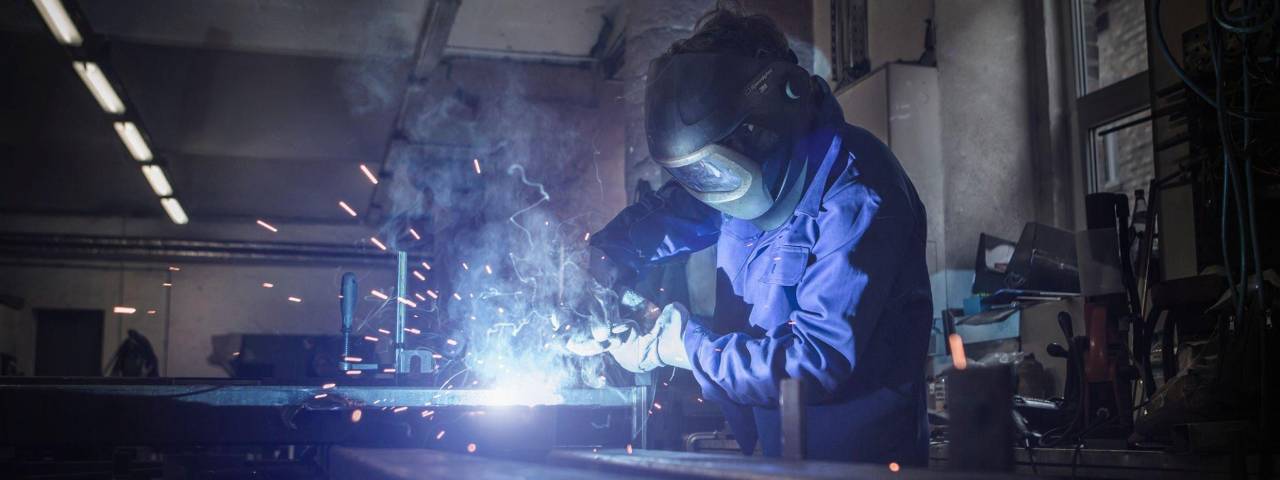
[665, 8, 798, 64]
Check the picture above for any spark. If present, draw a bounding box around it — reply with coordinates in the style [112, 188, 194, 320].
[377, 328, 391, 335]
[461, 262, 470, 270]
[338, 201, 358, 217]
[256, 220, 278, 233]
[626, 444, 633, 455]
[426, 290, 439, 299]
[364, 335, 379, 342]
[113, 306, 136, 314]
[948, 333, 968, 370]
[436, 430, 446, 440]
[408, 228, 420, 240]
[453, 293, 462, 301]
[421, 261, 432, 271]
[413, 270, 426, 281]
[653, 402, 662, 410]
[405, 327, 421, 335]
[262, 282, 274, 288]
[322, 383, 337, 389]
[146, 309, 157, 315]
[384, 368, 397, 374]
[371, 289, 389, 300]
[414, 293, 426, 302]
[343, 356, 362, 363]
[396, 297, 417, 307]
[696, 397, 704, 403]
[359, 164, 379, 184]
[484, 264, 493, 275]
[370, 237, 388, 251]
[287, 296, 302, 303]
[889, 462, 900, 473]
[314, 393, 328, 399]
[162, 282, 172, 287]
[472, 158, 482, 174]
[168, 266, 181, 271]
[584, 232, 591, 242]
[351, 409, 362, 422]
[346, 370, 361, 376]
[431, 353, 442, 359]
[421, 410, 435, 418]
[467, 443, 477, 453]
[446, 338, 458, 346]
[392, 406, 408, 413]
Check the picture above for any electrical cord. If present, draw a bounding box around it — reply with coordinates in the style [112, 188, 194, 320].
[1213, 0, 1279, 34]
[1153, 0, 1278, 120]
[1207, 1, 1253, 324]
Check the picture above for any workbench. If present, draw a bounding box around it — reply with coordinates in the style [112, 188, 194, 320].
[0, 378, 647, 450]
[929, 443, 1278, 479]
[331, 447, 1021, 479]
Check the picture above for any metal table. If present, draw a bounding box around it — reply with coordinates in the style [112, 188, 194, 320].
[550, 448, 1024, 479]
[330, 447, 648, 479]
[929, 443, 1279, 479]
[0, 379, 648, 448]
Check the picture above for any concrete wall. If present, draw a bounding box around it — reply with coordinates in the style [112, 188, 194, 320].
[0, 215, 396, 377]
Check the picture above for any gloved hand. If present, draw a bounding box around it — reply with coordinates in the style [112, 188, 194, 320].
[566, 303, 691, 372]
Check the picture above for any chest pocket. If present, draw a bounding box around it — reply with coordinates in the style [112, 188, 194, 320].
[760, 244, 811, 286]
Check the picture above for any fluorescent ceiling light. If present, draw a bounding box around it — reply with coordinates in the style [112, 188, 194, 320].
[72, 62, 125, 114]
[140, 165, 173, 196]
[160, 197, 189, 225]
[113, 306, 136, 314]
[32, 0, 82, 46]
[113, 122, 153, 161]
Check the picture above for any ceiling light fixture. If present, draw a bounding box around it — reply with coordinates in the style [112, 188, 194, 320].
[72, 62, 124, 114]
[140, 165, 173, 196]
[113, 121, 153, 161]
[160, 197, 189, 225]
[32, 0, 82, 46]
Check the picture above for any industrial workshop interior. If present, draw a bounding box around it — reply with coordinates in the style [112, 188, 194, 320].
[1, 0, 1277, 478]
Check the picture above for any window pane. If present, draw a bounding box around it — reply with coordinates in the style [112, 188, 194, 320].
[1090, 109, 1153, 197]
[1077, 0, 1149, 95]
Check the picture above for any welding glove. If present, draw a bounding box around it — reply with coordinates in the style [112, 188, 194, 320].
[607, 302, 692, 372]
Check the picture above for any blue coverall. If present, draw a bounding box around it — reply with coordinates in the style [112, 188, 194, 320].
[592, 86, 933, 465]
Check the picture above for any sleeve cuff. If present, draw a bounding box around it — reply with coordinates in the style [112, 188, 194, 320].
[682, 319, 712, 367]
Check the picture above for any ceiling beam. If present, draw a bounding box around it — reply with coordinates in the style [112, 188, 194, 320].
[365, 0, 462, 222]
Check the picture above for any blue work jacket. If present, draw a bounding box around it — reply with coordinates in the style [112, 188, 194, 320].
[593, 93, 932, 465]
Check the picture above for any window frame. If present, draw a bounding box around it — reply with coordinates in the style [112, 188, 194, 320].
[1065, 0, 1153, 211]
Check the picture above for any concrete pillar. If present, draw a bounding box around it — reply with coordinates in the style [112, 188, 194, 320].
[935, 0, 1037, 306]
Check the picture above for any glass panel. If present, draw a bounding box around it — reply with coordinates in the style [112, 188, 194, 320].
[1091, 109, 1154, 198]
[1076, 0, 1149, 95]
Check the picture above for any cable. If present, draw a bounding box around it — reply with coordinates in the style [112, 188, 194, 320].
[1208, 2, 1252, 324]
[1212, 0, 1279, 34]
[1240, 25, 1266, 313]
[1153, 0, 1276, 120]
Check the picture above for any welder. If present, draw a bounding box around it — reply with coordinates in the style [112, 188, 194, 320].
[580, 9, 932, 465]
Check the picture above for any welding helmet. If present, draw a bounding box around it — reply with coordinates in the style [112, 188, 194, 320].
[645, 53, 816, 228]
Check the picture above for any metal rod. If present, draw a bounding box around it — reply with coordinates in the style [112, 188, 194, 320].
[780, 378, 805, 460]
[0, 233, 397, 266]
[394, 251, 407, 377]
[1095, 114, 1153, 137]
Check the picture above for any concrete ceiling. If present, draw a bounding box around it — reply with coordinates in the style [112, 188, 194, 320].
[0, 0, 619, 224]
